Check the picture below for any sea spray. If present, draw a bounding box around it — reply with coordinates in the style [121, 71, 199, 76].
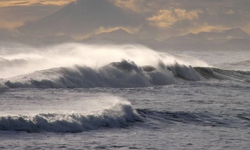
[0, 95, 141, 132]
[0, 43, 209, 79]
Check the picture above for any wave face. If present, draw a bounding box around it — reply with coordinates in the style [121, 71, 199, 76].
[0, 97, 141, 133]
[2, 60, 177, 88]
[1, 43, 249, 88]
[2, 60, 250, 88]
[137, 109, 250, 129]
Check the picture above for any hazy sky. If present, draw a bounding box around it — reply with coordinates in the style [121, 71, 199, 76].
[1, 0, 250, 39]
[0, 0, 71, 29]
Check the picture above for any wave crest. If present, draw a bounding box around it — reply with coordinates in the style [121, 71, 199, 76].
[0, 102, 141, 133]
[3, 60, 250, 88]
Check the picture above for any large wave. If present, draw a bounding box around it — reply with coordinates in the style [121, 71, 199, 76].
[0, 43, 249, 88]
[2, 105, 248, 133]
[2, 60, 195, 88]
[0, 96, 141, 132]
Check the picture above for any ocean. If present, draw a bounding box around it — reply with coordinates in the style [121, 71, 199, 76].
[0, 43, 250, 150]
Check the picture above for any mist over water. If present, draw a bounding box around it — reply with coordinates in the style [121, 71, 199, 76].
[1, 43, 250, 89]
[0, 43, 209, 79]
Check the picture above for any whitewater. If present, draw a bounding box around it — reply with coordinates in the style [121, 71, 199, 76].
[0, 43, 250, 150]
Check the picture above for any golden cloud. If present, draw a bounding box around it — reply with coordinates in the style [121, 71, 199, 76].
[0, 0, 75, 7]
[187, 23, 228, 34]
[110, 0, 181, 13]
[0, 5, 62, 30]
[110, 0, 147, 13]
[95, 26, 139, 35]
[242, 22, 250, 35]
[0, 19, 23, 29]
[223, 10, 235, 15]
[147, 9, 200, 28]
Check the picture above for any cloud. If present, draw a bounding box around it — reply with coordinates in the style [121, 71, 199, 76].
[0, 5, 62, 29]
[110, 0, 154, 13]
[1, 0, 250, 40]
[147, 9, 200, 28]
[223, 10, 235, 15]
[0, 0, 75, 7]
[242, 22, 250, 35]
[110, 0, 180, 13]
[95, 26, 139, 35]
[0, 19, 22, 29]
[18, 0, 144, 38]
[185, 23, 228, 34]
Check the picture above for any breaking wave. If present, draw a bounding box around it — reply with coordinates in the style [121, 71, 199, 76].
[2, 60, 250, 88]
[1, 43, 249, 88]
[2, 106, 248, 133]
[0, 101, 141, 133]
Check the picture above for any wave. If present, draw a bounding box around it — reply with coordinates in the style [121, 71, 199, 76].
[0, 43, 209, 78]
[218, 59, 250, 71]
[197, 67, 250, 83]
[2, 60, 175, 88]
[2, 60, 250, 88]
[2, 106, 248, 133]
[1, 43, 249, 88]
[137, 109, 250, 128]
[231, 60, 250, 66]
[0, 102, 141, 133]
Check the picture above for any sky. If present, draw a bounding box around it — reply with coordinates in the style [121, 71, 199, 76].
[0, 0, 72, 29]
[0, 0, 250, 39]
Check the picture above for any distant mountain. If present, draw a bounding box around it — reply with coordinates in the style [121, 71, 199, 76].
[186, 28, 249, 42]
[91, 29, 137, 40]
[165, 28, 249, 44]
[0, 30, 17, 42]
[0, 29, 74, 46]
[82, 29, 160, 48]
[159, 28, 250, 50]
[18, 0, 143, 37]
[223, 28, 250, 39]
[220, 38, 250, 51]
[83, 29, 138, 44]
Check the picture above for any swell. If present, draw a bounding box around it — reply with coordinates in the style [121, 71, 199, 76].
[137, 109, 250, 128]
[195, 67, 250, 83]
[1, 60, 250, 88]
[0, 103, 141, 133]
[2, 107, 249, 133]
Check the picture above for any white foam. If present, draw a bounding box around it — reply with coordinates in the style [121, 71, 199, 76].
[0, 43, 209, 79]
[2, 60, 180, 88]
[0, 96, 141, 132]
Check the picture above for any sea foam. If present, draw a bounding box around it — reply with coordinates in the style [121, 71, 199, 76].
[0, 96, 141, 132]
